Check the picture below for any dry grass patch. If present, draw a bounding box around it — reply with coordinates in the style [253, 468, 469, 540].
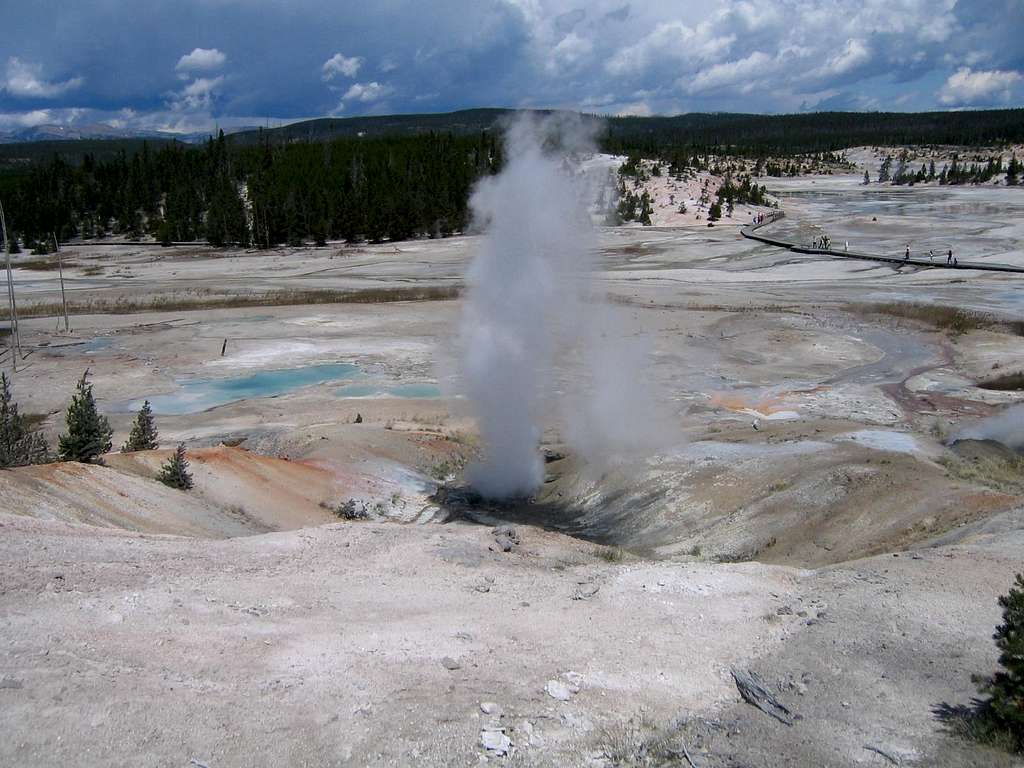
[1, 285, 461, 320]
[939, 454, 1024, 495]
[11, 257, 64, 271]
[852, 302, 1022, 335]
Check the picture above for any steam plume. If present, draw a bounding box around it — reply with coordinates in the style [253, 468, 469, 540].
[955, 403, 1024, 451]
[459, 112, 668, 499]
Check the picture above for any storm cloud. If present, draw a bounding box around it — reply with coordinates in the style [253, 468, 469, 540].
[1, 0, 1021, 134]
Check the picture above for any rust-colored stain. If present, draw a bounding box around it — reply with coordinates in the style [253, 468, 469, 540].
[709, 391, 788, 415]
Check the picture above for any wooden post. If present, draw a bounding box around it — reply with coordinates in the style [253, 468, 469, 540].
[52, 232, 70, 333]
[0, 199, 20, 370]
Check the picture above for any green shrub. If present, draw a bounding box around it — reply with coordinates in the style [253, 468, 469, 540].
[334, 499, 369, 520]
[157, 443, 193, 490]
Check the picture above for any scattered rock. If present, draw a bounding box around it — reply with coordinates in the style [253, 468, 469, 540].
[519, 720, 544, 747]
[480, 701, 501, 716]
[441, 657, 461, 671]
[491, 525, 521, 553]
[545, 679, 573, 701]
[480, 726, 512, 755]
[572, 583, 600, 601]
[563, 671, 584, 692]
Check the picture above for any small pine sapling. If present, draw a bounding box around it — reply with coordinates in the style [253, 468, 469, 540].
[157, 443, 194, 490]
[122, 400, 159, 452]
[57, 370, 112, 463]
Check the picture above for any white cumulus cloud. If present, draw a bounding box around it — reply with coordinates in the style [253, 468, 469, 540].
[342, 81, 393, 102]
[176, 48, 227, 72]
[322, 52, 362, 81]
[3, 58, 83, 98]
[817, 39, 871, 78]
[169, 75, 225, 112]
[684, 50, 773, 95]
[939, 67, 1022, 106]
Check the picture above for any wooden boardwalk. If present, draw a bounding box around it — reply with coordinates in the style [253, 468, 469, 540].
[740, 212, 1024, 274]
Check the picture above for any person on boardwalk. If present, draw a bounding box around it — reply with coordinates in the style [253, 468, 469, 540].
[947, 249, 953, 265]
[928, 249, 934, 262]
[905, 245, 910, 261]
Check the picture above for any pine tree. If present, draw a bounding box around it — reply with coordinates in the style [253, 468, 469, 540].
[57, 370, 113, 463]
[638, 191, 653, 226]
[157, 443, 193, 490]
[0, 373, 49, 468]
[122, 400, 159, 452]
[1007, 156, 1019, 186]
[979, 573, 1024, 750]
[878, 155, 892, 183]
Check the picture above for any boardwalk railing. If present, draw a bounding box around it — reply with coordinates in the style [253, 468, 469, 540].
[740, 212, 1024, 274]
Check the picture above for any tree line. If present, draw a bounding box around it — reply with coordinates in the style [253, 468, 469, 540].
[3, 130, 501, 250]
[602, 109, 1024, 157]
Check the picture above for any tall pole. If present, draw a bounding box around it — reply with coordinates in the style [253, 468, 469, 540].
[0, 199, 20, 371]
[52, 232, 70, 333]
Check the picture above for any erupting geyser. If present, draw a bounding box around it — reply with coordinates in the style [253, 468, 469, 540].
[459, 113, 668, 500]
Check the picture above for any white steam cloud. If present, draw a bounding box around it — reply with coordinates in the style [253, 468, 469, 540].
[955, 404, 1024, 452]
[458, 112, 669, 499]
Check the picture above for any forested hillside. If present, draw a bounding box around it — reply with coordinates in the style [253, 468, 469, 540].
[2, 107, 1022, 250]
[3, 131, 500, 249]
[602, 109, 1024, 155]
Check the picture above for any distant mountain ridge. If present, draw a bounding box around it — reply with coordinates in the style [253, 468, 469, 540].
[227, 108, 518, 144]
[0, 122, 221, 144]
[226, 107, 1024, 150]
[1, 107, 1022, 159]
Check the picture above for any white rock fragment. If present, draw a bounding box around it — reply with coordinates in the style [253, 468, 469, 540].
[563, 671, 584, 692]
[480, 726, 512, 755]
[480, 701, 501, 716]
[519, 720, 544, 747]
[544, 679, 573, 701]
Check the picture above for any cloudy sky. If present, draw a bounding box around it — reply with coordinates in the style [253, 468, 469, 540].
[2, 0, 1022, 134]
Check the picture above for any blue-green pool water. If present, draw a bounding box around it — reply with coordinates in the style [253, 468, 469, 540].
[336, 382, 442, 399]
[126, 363, 361, 414]
[118, 363, 441, 415]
